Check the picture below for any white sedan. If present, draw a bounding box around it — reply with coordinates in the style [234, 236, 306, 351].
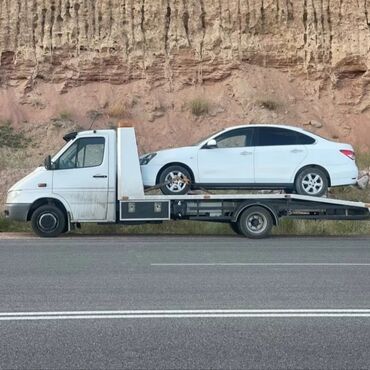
[140, 124, 358, 197]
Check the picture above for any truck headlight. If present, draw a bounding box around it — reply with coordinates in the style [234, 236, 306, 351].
[140, 153, 157, 165]
[6, 190, 22, 203]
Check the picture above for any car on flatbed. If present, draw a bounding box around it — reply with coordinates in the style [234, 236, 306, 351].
[140, 124, 358, 197]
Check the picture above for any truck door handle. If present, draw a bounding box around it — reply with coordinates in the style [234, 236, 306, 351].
[291, 149, 304, 154]
[240, 151, 253, 156]
[93, 175, 108, 178]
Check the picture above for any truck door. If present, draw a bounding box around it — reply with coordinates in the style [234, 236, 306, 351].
[52, 134, 109, 221]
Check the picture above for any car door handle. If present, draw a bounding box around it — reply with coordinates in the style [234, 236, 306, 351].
[93, 175, 108, 178]
[291, 149, 304, 154]
[240, 151, 253, 156]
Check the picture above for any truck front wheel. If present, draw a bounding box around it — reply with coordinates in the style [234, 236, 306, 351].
[237, 206, 274, 239]
[31, 205, 66, 238]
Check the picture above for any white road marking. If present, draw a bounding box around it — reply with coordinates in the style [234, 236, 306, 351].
[1, 309, 370, 321]
[151, 263, 370, 266]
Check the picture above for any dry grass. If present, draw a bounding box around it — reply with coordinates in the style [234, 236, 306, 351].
[357, 151, 370, 169]
[0, 148, 34, 170]
[59, 111, 72, 120]
[189, 98, 209, 117]
[256, 98, 281, 111]
[275, 219, 370, 236]
[108, 101, 128, 118]
[0, 218, 31, 232]
[0, 122, 28, 149]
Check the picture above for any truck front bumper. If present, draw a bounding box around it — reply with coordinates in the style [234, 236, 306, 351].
[4, 203, 31, 222]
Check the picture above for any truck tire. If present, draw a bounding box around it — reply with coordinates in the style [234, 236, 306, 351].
[31, 205, 66, 238]
[237, 206, 274, 239]
[230, 222, 243, 235]
[295, 167, 328, 197]
[159, 165, 191, 195]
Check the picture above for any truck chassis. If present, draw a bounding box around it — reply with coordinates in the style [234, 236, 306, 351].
[119, 194, 370, 239]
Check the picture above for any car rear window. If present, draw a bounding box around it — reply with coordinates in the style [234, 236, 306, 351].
[296, 132, 315, 145]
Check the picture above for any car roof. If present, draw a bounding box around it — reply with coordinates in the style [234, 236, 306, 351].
[222, 124, 307, 132]
[219, 123, 321, 138]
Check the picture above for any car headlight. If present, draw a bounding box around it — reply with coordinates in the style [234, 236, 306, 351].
[140, 153, 157, 165]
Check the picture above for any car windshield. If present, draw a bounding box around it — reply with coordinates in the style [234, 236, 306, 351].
[192, 129, 225, 146]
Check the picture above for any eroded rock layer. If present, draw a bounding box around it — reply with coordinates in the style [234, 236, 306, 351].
[1, 0, 370, 88]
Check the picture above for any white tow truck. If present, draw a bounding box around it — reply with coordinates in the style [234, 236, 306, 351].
[4, 127, 370, 238]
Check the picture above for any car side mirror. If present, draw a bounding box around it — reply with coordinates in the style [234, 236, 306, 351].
[206, 139, 217, 148]
[44, 155, 53, 171]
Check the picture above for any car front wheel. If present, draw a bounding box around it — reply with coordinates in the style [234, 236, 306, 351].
[295, 167, 328, 197]
[159, 165, 192, 195]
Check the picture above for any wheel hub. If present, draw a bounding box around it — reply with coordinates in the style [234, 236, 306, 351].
[302, 173, 323, 195]
[165, 171, 187, 193]
[247, 214, 266, 233]
[38, 213, 58, 232]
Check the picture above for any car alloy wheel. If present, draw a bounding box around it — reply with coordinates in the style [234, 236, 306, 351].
[164, 171, 188, 193]
[295, 167, 328, 197]
[301, 173, 324, 195]
[159, 165, 192, 195]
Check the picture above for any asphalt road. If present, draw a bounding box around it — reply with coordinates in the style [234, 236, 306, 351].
[1, 235, 370, 369]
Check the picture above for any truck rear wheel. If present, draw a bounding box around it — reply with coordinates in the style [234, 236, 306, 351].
[31, 205, 66, 238]
[237, 206, 274, 239]
[230, 222, 243, 235]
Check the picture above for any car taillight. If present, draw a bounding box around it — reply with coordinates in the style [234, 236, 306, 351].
[340, 149, 356, 160]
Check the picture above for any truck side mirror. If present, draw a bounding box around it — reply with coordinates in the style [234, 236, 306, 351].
[206, 139, 217, 148]
[44, 155, 52, 170]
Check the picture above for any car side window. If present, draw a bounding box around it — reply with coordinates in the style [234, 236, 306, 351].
[214, 129, 249, 148]
[58, 137, 105, 170]
[256, 127, 299, 146]
[296, 132, 315, 145]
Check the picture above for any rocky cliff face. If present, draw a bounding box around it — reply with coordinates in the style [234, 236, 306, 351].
[1, 0, 370, 89]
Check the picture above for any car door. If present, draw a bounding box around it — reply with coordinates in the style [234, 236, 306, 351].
[52, 135, 109, 221]
[253, 127, 309, 184]
[197, 128, 255, 184]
